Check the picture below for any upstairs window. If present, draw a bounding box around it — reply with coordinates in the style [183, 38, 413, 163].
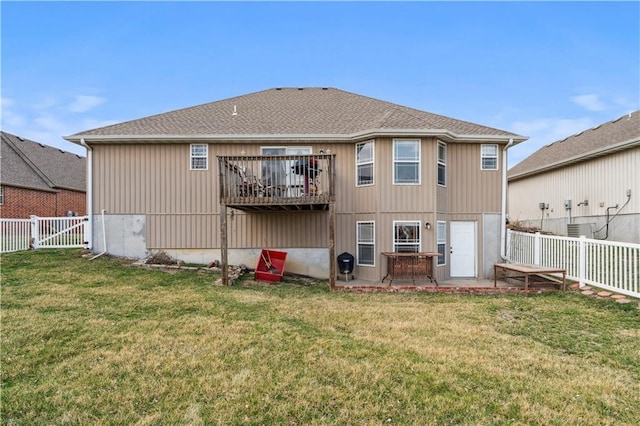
[437, 221, 446, 265]
[190, 144, 208, 170]
[357, 221, 375, 266]
[393, 221, 420, 252]
[356, 141, 374, 186]
[481, 144, 499, 170]
[393, 139, 420, 184]
[437, 141, 446, 186]
[0, 186, 3, 205]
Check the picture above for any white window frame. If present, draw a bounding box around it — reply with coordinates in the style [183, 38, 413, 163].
[393, 220, 421, 252]
[190, 144, 208, 170]
[437, 221, 446, 266]
[0, 186, 3, 205]
[393, 139, 421, 185]
[356, 140, 374, 187]
[356, 221, 375, 266]
[481, 144, 499, 170]
[437, 141, 446, 187]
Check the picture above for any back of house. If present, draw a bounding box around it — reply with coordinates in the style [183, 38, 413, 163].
[65, 87, 525, 284]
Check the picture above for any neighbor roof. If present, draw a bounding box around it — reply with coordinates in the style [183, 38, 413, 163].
[509, 110, 640, 180]
[1, 131, 86, 192]
[65, 87, 525, 144]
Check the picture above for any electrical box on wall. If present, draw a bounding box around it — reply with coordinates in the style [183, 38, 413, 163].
[564, 200, 572, 210]
[539, 202, 546, 210]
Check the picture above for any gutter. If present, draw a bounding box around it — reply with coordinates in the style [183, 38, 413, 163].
[65, 131, 527, 145]
[500, 138, 514, 261]
[80, 138, 93, 250]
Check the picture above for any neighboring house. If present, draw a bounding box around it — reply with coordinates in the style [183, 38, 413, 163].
[0, 131, 86, 218]
[64, 87, 526, 284]
[508, 110, 639, 244]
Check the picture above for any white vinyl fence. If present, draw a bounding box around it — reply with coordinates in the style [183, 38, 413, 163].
[507, 230, 640, 299]
[1, 215, 88, 253]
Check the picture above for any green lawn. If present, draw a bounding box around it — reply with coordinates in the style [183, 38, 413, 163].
[2, 249, 639, 425]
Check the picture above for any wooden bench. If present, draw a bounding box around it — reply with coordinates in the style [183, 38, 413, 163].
[494, 263, 566, 293]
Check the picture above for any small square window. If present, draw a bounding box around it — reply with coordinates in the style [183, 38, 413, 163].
[0, 186, 4, 205]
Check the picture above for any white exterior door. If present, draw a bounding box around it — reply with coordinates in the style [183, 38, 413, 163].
[450, 221, 476, 277]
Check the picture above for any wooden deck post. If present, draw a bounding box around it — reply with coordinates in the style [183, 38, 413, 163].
[220, 203, 228, 286]
[329, 201, 336, 290]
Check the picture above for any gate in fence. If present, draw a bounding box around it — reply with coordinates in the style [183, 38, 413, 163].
[0, 215, 88, 253]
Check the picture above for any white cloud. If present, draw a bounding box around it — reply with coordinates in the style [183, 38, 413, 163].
[571, 94, 606, 112]
[68, 95, 106, 113]
[0, 93, 116, 156]
[1, 97, 15, 108]
[33, 97, 58, 110]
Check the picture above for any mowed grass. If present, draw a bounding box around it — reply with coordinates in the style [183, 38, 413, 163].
[1, 250, 639, 425]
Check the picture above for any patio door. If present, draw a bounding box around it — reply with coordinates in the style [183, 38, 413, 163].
[450, 221, 476, 277]
[261, 147, 312, 196]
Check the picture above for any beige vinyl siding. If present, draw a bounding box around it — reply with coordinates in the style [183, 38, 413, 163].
[372, 137, 438, 214]
[95, 142, 341, 250]
[448, 143, 502, 213]
[93, 144, 217, 215]
[508, 148, 639, 223]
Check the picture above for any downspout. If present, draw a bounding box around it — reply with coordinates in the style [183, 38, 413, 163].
[500, 138, 514, 261]
[80, 138, 93, 251]
[90, 209, 107, 260]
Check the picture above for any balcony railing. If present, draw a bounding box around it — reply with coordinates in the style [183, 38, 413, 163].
[218, 154, 335, 212]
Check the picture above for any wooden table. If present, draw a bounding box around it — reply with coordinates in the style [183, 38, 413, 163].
[382, 252, 441, 285]
[494, 263, 566, 293]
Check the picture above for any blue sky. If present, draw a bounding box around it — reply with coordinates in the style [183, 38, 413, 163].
[1, 1, 638, 168]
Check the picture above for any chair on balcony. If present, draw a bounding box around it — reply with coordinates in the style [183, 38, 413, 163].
[237, 167, 263, 197]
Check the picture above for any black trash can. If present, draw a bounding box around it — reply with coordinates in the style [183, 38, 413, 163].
[337, 252, 355, 281]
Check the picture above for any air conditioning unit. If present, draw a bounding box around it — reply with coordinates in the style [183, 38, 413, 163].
[567, 223, 592, 238]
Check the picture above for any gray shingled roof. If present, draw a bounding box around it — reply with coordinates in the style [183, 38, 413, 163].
[66, 87, 525, 142]
[1, 131, 86, 192]
[508, 110, 640, 180]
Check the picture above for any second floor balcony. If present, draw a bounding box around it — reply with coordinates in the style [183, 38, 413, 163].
[218, 154, 335, 212]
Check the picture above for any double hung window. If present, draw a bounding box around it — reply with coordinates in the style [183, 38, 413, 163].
[393, 221, 420, 252]
[437, 141, 446, 186]
[393, 139, 420, 184]
[357, 221, 375, 266]
[437, 221, 446, 265]
[190, 144, 208, 170]
[356, 141, 374, 186]
[481, 144, 499, 170]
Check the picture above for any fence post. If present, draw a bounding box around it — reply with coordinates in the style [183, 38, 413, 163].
[30, 215, 39, 249]
[506, 229, 512, 260]
[534, 232, 541, 265]
[578, 235, 586, 288]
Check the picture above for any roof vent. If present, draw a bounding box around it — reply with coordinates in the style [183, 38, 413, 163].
[275, 88, 282, 90]
[17, 136, 24, 141]
[39, 143, 46, 147]
[322, 87, 328, 90]
[297, 88, 304, 90]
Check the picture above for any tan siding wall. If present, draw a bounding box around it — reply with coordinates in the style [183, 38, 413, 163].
[93, 139, 505, 280]
[508, 148, 640, 223]
[448, 143, 502, 213]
